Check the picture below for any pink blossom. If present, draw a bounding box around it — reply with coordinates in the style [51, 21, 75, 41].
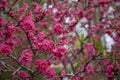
[106, 65, 114, 79]
[0, 0, 7, 9]
[28, 32, 37, 44]
[52, 23, 63, 35]
[33, 3, 41, 13]
[37, 32, 46, 41]
[58, 36, 69, 45]
[17, 70, 30, 78]
[19, 50, 33, 66]
[21, 20, 35, 32]
[21, 11, 36, 32]
[35, 59, 50, 72]
[69, 19, 77, 31]
[0, 44, 12, 56]
[32, 2, 38, 8]
[0, 17, 3, 25]
[41, 40, 55, 53]
[86, 64, 93, 74]
[78, 10, 85, 18]
[0, 28, 3, 41]
[4, 27, 13, 39]
[98, 0, 111, 4]
[101, 59, 110, 67]
[3, 21, 16, 40]
[60, 70, 66, 77]
[5, 39, 16, 48]
[45, 68, 56, 78]
[35, 60, 56, 78]
[86, 43, 95, 55]
[39, 21, 48, 28]
[55, 46, 67, 60]
[103, 29, 112, 35]
[17, 3, 28, 13]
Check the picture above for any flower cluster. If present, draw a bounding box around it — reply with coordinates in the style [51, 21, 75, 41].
[19, 50, 33, 66]
[17, 70, 30, 79]
[106, 65, 114, 80]
[0, 44, 12, 56]
[35, 59, 56, 78]
[52, 22, 63, 35]
[40, 40, 55, 53]
[54, 46, 67, 60]
[0, 0, 7, 9]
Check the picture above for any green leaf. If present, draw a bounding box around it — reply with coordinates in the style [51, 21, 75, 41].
[103, 49, 107, 57]
[93, 38, 103, 51]
[0, 71, 12, 80]
[80, 34, 85, 41]
[75, 61, 81, 68]
[52, 67, 61, 74]
[75, 40, 81, 48]
[39, 53, 46, 59]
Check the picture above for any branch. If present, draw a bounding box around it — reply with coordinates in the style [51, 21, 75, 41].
[66, 56, 75, 73]
[74, 53, 101, 76]
[8, 55, 32, 72]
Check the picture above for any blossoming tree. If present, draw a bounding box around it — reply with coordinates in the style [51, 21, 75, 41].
[0, 0, 120, 80]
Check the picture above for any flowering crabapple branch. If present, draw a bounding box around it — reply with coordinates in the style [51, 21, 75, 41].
[0, 0, 120, 80]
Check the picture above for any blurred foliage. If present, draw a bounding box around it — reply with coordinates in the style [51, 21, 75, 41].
[0, 71, 12, 80]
